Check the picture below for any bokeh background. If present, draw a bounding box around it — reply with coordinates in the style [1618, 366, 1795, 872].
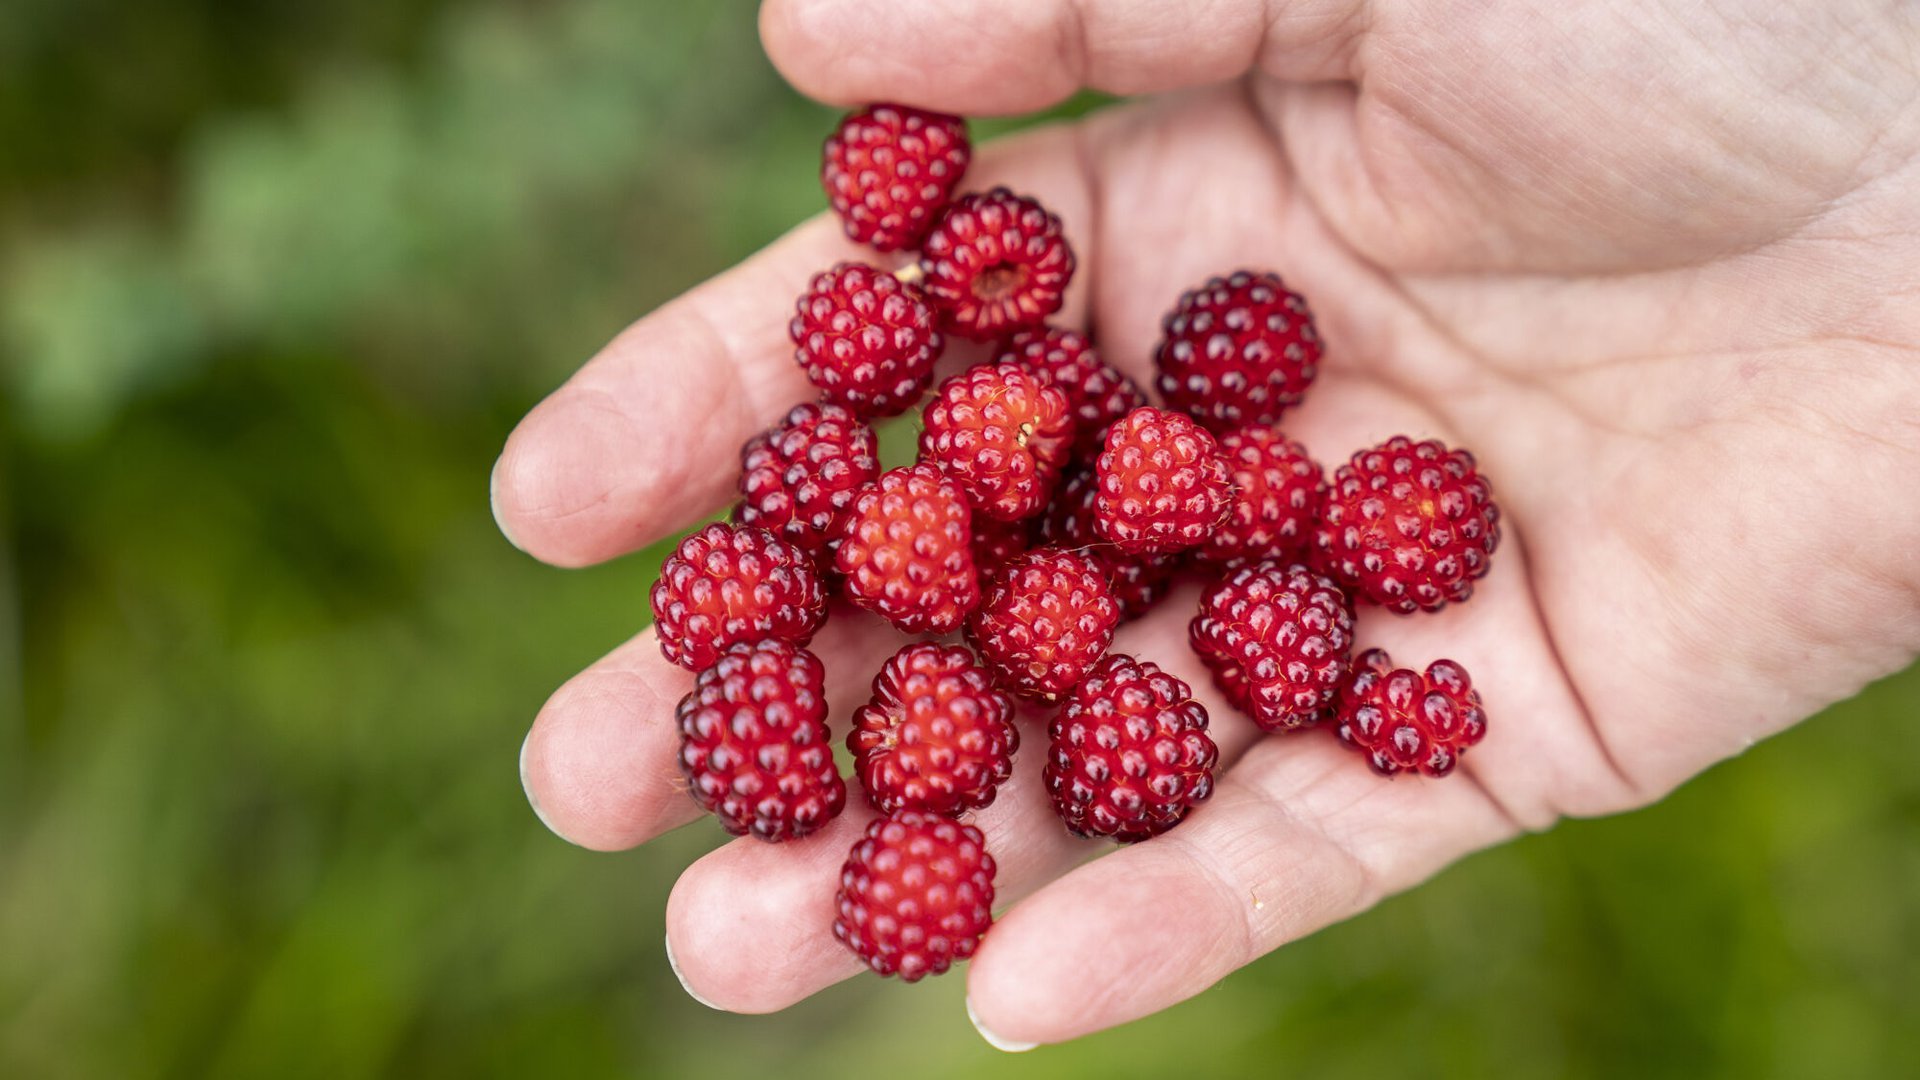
[2, 2, 1917, 1077]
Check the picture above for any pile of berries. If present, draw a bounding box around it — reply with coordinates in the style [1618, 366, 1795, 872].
[648, 104, 1501, 983]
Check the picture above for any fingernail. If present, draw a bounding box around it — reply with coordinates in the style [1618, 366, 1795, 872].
[520, 731, 578, 846]
[665, 933, 723, 1010]
[966, 996, 1039, 1053]
[490, 454, 526, 553]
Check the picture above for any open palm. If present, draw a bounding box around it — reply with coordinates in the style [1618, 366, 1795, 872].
[492, 0, 1920, 1048]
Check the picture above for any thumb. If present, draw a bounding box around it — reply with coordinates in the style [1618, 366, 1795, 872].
[758, 0, 1365, 114]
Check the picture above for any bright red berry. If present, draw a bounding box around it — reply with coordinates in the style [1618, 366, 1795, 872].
[834, 464, 980, 633]
[1045, 654, 1218, 843]
[965, 547, 1120, 701]
[1035, 467, 1179, 620]
[1093, 406, 1232, 555]
[1189, 562, 1355, 731]
[918, 362, 1074, 521]
[649, 523, 825, 671]
[1195, 425, 1326, 568]
[790, 262, 943, 418]
[821, 104, 971, 252]
[1153, 270, 1322, 432]
[849, 643, 1017, 816]
[675, 641, 845, 841]
[918, 187, 1074, 341]
[969, 512, 1030, 576]
[735, 402, 880, 557]
[834, 810, 996, 981]
[1313, 436, 1500, 614]
[995, 327, 1146, 459]
[1335, 648, 1488, 778]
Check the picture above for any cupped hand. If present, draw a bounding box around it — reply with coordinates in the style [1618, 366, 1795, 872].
[492, 0, 1920, 1048]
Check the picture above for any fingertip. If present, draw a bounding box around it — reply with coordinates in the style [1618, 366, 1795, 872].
[966, 995, 1041, 1053]
[490, 388, 654, 569]
[521, 649, 698, 851]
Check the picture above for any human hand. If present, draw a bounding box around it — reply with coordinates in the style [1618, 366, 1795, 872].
[492, 0, 1920, 1048]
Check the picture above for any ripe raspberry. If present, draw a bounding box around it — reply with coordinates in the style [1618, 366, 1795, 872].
[995, 327, 1146, 459]
[1153, 270, 1322, 432]
[1195, 426, 1326, 568]
[790, 262, 943, 418]
[918, 363, 1073, 521]
[675, 641, 845, 841]
[1189, 562, 1355, 731]
[849, 643, 1017, 816]
[834, 464, 980, 634]
[1035, 467, 1178, 620]
[735, 402, 880, 557]
[821, 104, 971, 252]
[918, 187, 1074, 341]
[969, 513, 1030, 576]
[834, 810, 995, 982]
[1093, 407, 1233, 555]
[1313, 436, 1501, 614]
[649, 523, 826, 671]
[965, 547, 1120, 701]
[1045, 654, 1218, 843]
[1335, 648, 1488, 778]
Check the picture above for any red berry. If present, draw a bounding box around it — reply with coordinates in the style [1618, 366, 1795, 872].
[834, 464, 980, 634]
[969, 512, 1030, 576]
[1153, 270, 1322, 432]
[736, 402, 880, 557]
[1035, 467, 1179, 620]
[675, 641, 845, 841]
[834, 810, 996, 981]
[650, 523, 826, 671]
[965, 547, 1120, 701]
[849, 643, 1017, 816]
[790, 262, 943, 418]
[995, 327, 1146, 459]
[1093, 406, 1232, 555]
[1335, 648, 1488, 778]
[1195, 425, 1326, 568]
[1312, 436, 1500, 614]
[1045, 654, 1218, 842]
[822, 104, 971, 252]
[918, 187, 1075, 341]
[1189, 562, 1355, 731]
[918, 362, 1074, 521]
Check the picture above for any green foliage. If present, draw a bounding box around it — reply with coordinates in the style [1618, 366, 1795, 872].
[0, 2, 1915, 1077]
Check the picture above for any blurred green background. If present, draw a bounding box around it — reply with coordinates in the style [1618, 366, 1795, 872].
[1, 2, 1916, 1077]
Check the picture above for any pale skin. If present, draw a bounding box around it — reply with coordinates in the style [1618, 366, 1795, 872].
[493, 0, 1920, 1049]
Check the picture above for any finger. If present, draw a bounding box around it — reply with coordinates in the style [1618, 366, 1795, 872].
[662, 591, 1272, 1012]
[520, 604, 903, 851]
[964, 734, 1520, 1046]
[491, 125, 1095, 568]
[758, 0, 1367, 114]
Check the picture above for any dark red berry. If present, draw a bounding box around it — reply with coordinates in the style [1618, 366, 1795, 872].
[970, 512, 1031, 576]
[1195, 425, 1325, 568]
[1093, 406, 1233, 555]
[918, 187, 1074, 341]
[834, 810, 995, 981]
[965, 547, 1120, 701]
[736, 401, 880, 557]
[919, 362, 1074, 521]
[834, 464, 980, 633]
[1312, 436, 1500, 614]
[822, 104, 971, 252]
[1046, 654, 1217, 842]
[790, 262, 942, 418]
[675, 641, 845, 841]
[1335, 648, 1488, 778]
[1189, 561, 1355, 731]
[650, 523, 826, 671]
[1035, 467, 1179, 620]
[1153, 270, 1322, 431]
[849, 643, 1017, 816]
